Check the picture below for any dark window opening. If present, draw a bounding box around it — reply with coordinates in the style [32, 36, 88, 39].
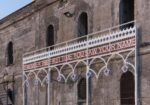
[46, 25, 54, 49]
[77, 12, 88, 38]
[78, 78, 86, 99]
[7, 42, 13, 65]
[24, 83, 28, 105]
[120, 71, 135, 105]
[78, 78, 86, 105]
[7, 89, 14, 104]
[119, 0, 134, 28]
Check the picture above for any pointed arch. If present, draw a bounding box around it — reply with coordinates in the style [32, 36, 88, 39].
[78, 78, 86, 100]
[46, 25, 54, 49]
[77, 12, 88, 37]
[7, 89, 14, 104]
[7, 41, 13, 65]
[120, 71, 135, 105]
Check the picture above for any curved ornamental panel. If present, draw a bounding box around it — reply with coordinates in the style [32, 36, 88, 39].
[22, 24, 138, 105]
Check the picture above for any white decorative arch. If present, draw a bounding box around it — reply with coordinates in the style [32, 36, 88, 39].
[22, 23, 138, 105]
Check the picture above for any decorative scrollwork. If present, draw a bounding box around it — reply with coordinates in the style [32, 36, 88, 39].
[121, 63, 129, 73]
[57, 75, 62, 82]
[87, 71, 94, 78]
[34, 79, 39, 86]
[103, 67, 111, 76]
[71, 73, 78, 81]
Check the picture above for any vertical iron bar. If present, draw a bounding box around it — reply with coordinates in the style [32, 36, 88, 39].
[48, 47, 51, 105]
[135, 24, 139, 105]
[47, 70, 50, 105]
[86, 35, 89, 105]
[86, 73, 89, 105]
[23, 72, 25, 105]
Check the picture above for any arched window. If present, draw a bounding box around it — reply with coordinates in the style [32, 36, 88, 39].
[78, 78, 86, 105]
[7, 89, 14, 104]
[46, 25, 54, 49]
[119, 0, 134, 27]
[120, 71, 135, 105]
[7, 42, 13, 65]
[77, 12, 88, 37]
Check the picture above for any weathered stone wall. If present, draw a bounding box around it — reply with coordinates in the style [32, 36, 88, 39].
[0, 0, 150, 105]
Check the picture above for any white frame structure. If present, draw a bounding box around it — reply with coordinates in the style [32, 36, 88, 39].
[22, 22, 138, 105]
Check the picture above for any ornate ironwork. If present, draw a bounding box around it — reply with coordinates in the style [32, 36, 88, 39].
[22, 22, 138, 105]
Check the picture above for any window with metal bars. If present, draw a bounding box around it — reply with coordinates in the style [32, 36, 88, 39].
[120, 71, 135, 105]
[119, 0, 134, 28]
[78, 78, 86, 100]
[78, 78, 86, 105]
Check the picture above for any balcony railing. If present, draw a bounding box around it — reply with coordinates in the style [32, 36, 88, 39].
[23, 21, 136, 70]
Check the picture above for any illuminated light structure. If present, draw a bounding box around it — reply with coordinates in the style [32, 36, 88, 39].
[22, 21, 138, 105]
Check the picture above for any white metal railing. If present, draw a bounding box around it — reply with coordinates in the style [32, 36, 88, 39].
[23, 21, 136, 65]
[22, 21, 139, 105]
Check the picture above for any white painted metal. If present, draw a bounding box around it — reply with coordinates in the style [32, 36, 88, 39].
[22, 71, 25, 105]
[22, 22, 138, 105]
[48, 70, 50, 105]
[135, 25, 138, 105]
[23, 27, 136, 64]
[86, 36, 89, 105]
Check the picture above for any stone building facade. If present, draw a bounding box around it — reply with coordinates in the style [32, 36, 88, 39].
[0, 0, 150, 105]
